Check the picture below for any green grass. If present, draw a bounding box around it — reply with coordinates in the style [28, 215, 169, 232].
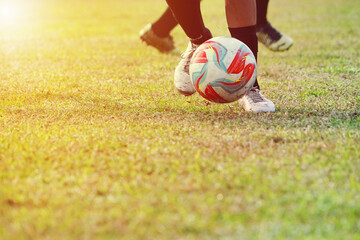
[0, 0, 359, 239]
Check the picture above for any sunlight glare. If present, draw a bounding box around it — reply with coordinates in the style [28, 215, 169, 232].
[0, 1, 25, 25]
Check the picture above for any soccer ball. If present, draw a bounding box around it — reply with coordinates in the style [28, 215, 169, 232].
[189, 36, 257, 103]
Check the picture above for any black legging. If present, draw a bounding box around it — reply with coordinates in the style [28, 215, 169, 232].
[257, 0, 270, 25]
[164, 0, 206, 39]
[154, 0, 270, 37]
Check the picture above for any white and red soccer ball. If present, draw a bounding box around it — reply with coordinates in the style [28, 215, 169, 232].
[190, 36, 257, 103]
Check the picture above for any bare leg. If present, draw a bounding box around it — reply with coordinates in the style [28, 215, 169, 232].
[225, 0, 257, 28]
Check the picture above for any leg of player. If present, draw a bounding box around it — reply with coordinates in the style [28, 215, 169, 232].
[256, 0, 294, 51]
[141, 0, 293, 53]
[140, 0, 205, 54]
[165, 0, 212, 96]
[226, 0, 275, 113]
[139, 7, 178, 53]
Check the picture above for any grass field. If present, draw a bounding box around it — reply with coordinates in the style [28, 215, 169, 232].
[0, 0, 359, 239]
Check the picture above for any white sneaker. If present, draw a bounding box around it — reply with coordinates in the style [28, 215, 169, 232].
[256, 22, 294, 52]
[174, 42, 199, 96]
[239, 87, 275, 113]
[139, 23, 175, 53]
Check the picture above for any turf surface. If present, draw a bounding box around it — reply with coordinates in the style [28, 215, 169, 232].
[0, 0, 359, 239]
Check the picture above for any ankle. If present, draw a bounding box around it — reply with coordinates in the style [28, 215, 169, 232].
[190, 28, 212, 45]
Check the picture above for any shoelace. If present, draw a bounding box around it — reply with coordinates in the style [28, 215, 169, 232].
[183, 43, 198, 73]
[247, 88, 265, 103]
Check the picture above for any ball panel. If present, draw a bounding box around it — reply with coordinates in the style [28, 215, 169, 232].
[189, 36, 257, 103]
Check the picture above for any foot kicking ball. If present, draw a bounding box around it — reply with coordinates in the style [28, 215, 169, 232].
[189, 36, 257, 103]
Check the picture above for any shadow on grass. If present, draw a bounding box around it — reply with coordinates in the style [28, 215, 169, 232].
[4, 91, 359, 130]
